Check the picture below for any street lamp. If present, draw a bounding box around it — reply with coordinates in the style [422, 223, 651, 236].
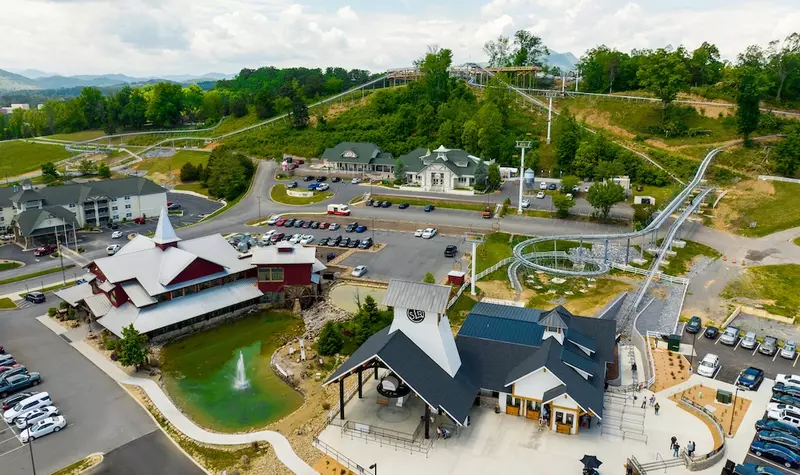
[369, 463, 377, 475]
[515, 140, 532, 215]
[28, 435, 37, 475]
[728, 386, 740, 436]
[689, 330, 698, 370]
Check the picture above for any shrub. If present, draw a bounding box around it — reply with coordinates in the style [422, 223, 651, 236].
[51, 252, 59, 258]
[105, 339, 118, 351]
[77, 247, 85, 253]
[110, 351, 118, 361]
[503, 197, 511, 206]
[322, 402, 331, 410]
[47, 307, 57, 317]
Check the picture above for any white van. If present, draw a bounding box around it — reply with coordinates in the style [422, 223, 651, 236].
[768, 409, 800, 429]
[3, 392, 52, 423]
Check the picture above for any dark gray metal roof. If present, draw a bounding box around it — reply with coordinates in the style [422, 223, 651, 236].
[542, 384, 566, 404]
[469, 302, 542, 322]
[503, 338, 553, 384]
[14, 206, 78, 236]
[561, 343, 600, 377]
[3, 178, 165, 208]
[10, 188, 44, 204]
[398, 148, 428, 173]
[324, 327, 478, 424]
[566, 328, 596, 352]
[537, 306, 573, 329]
[458, 314, 544, 346]
[0, 187, 15, 207]
[456, 335, 537, 392]
[321, 142, 389, 165]
[381, 279, 451, 314]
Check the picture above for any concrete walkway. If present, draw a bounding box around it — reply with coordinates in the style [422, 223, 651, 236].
[70, 341, 317, 475]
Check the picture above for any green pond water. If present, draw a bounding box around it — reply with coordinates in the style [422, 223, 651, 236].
[160, 311, 303, 432]
[328, 284, 387, 313]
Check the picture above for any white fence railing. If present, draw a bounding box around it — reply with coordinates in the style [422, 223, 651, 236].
[758, 175, 800, 184]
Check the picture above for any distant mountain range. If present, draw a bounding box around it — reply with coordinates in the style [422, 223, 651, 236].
[0, 70, 234, 92]
[545, 51, 580, 72]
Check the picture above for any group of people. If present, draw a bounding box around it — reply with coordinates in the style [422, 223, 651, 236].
[670, 436, 696, 458]
[633, 393, 660, 415]
[436, 425, 451, 440]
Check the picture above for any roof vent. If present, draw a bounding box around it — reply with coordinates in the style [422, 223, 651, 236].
[277, 244, 294, 253]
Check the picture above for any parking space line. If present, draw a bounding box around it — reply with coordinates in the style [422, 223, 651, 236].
[794, 354, 799, 367]
[0, 444, 26, 459]
[750, 454, 800, 474]
[774, 352, 780, 362]
[734, 339, 742, 350]
[753, 344, 760, 356]
[713, 366, 720, 380]
[714, 336, 721, 345]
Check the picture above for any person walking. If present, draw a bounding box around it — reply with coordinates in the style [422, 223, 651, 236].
[655, 402, 660, 415]
[641, 398, 647, 409]
[670, 436, 677, 450]
[649, 395, 656, 407]
[673, 441, 680, 458]
[687, 440, 695, 457]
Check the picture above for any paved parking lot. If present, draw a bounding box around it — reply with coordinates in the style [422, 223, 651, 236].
[0, 303, 158, 474]
[682, 326, 800, 385]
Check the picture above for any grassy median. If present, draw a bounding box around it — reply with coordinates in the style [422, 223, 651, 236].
[0, 265, 75, 286]
[270, 184, 333, 205]
[0, 298, 17, 309]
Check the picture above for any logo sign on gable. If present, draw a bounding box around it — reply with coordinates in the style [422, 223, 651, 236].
[342, 150, 357, 159]
[406, 309, 425, 323]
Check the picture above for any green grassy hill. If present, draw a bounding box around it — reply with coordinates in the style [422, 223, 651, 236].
[0, 141, 73, 177]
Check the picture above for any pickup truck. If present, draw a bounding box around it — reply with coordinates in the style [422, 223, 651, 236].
[482, 207, 492, 219]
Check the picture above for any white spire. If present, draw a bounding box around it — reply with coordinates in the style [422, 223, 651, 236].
[152, 206, 181, 245]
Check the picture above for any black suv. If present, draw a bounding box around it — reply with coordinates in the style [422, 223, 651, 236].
[24, 292, 45, 304]
[345, 222, 359, 232]
[330, 235, 343, 246]
[303, 175, 314, 182]
[339, 237, 351, 247]
[358, 238, 373, 249]
[444, 245, 458, 258]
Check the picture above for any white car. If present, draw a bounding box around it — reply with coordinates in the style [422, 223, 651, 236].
[566, 193, 573, 200]
[14, 406, 58, 430]
[20, 416, 66, 443]
[536, 191, 545, 199]
[316, 183, 330, 191]
[351, 178, 361, 184]
[3, 393, 52, 423]
[267, 216, 280, 225]
[300, 235, 314, 245]
[539, 182, 548, 190]
[289, 234, 303, 244]
[776, 374, 800, 388]
[351, 265, 367, 277]
[422, 228, 437, 239]
[111, 231, 123, 239]
[106, 244, 120, 255]
[768, 403, 800, 415]
[414, 229, 424, 237]
[782, 341, 797, 360]
[521, 198, 530, 208]
[697, 353, 720, 378]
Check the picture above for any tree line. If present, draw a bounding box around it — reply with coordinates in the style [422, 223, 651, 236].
[0, 66, 375, 140]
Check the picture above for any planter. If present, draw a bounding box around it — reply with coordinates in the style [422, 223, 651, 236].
[506, 406, 520, 416]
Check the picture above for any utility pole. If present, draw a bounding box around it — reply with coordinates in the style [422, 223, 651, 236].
[28, 435, 37, 475]
[257, 196, 262, 220]
[515, 141, 532, 214]
[546, 92, 555, 145]
[53, 221, 65, 284]
[575, 68, 580, 92]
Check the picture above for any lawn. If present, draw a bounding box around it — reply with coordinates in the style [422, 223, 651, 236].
[46, 130, 106, 142]
[660, 239, 721, 276]
[722, 264, 800, 319]
[134, 150, 210, 180]
[446, 293, 478, 330]
[270, 184, 333, 205]
[0, 298, 16, 309]
[0, 265, 75, 286]
[524, 277, 633, 316]
[369, 194, 488, 213]
[174, 182, 209, 196]
[724, 181, 800, 237]
[475, 232, 529, 273]
[632, 184, 681, 207]
[0, 141, 73, 177]
[209, 109, 264, 137]
[0, 261, 22, 272]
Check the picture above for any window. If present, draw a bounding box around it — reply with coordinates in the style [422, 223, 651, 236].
[258, 267, 284, 282]
[113, 215, 119, 220]
[547, 326, 561, 333]
[69, 203, 75, 208]
[111, 197, 117, 202]
[125, 204, 131, 209]
[126, 212, 132, 218]
[123, 195, 131, 200]
[112, 206, 118, 211]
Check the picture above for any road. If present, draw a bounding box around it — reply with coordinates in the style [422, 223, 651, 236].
[86, 431, 204, 475]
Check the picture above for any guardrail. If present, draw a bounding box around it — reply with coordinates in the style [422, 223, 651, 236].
[758, 175, 800, 184]
[678, 396, 727, 470]
[341, 420, 432, 455]
[313, 436, 375, 474]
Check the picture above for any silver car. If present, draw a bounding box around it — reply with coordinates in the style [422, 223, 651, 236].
[760, 336, 779, 356]
[14, 406, 58, 430]
[741, 331, 757, 350]
[20, 415, 66, 443]
[782, 341, 798, 360]
[719, 327, 740, 346]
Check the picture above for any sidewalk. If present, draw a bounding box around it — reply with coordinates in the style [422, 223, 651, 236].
[69, 340, 317, 475]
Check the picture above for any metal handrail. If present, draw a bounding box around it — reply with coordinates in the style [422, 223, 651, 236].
[313, 436, 375, 474]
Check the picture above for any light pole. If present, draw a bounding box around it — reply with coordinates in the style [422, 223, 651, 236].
[728, 386, 740, 436]
[546, 92, 556, 144]
[516, 141, 532, 215]
[370, 463, 377, 475]
[257, 196, 262, 220]
[28, 435, 37, 475]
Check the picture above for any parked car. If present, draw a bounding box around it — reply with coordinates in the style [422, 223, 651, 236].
[3, 392, 52, 423]
[0, 366, 29, 383]
[351, 265, 367, 277]
[284, 218, 296, 227]
[288, 234, 302, 244]
[783, 341, 798, 360]
[338, 237, 351, 247]
[0, 344, 5, 354]
[107, 222, 119, 230]
[424, 204, 435, 212]
[167, 203, 181, 211]
[330, 236, 342, 246]
[685, 316, 702, 334]
[704, 326, 719, 339]
[355, 225, 367, 233]
[379, 200, 390, 208]
[771, 393, 800, 407]
[33, 244, 57, 256]
[536, 191, 545, 199]
[347, 239, 359, 249]
[106, 244, 121, 255]
[20, 415, 67, 443]
[320, 222, 330, 229]
[719, 326, 740, 345]
[14, 406, 58, 430]
[111, 230, 123, 239]
[275, 218, 287, 227]
[301, 221, 312, 229]
[539, 182, 548, 190]
[294, 220, 305, 228]
[310, 221, 320, 229]
[332, 177, 342, 183]
[734, 463, 787, 475]
[749, 441, 800, 468]
[287, 181, 298, 189]
[329, 223, 340, 231]
[737, 367, 765, 390]
[774, 383, 800, 398]
[776, 375, 800, 388]
[0, 354, 15, 366]
[697, 353, 720, 378]
[741, 331, 758, 350]
[351, 178, 361, 184]
[303, 175, 315, 182]
[345, 222, 359, 233]
[307, 183, 319, 191]
[757, 419, 800, 436]
[318, 237, 330, 246]
[547, 183, 557, 190]
[133, 217, 146, 224]
[372, 200, 382, 207]
[316, 176, 327, 182]
[414, 229, 424, 237]
[269, 232, 285, 243]
[422, 228, 437, 239]
[2, 392, 36, 411]
[761, 336, 779, 356]
[358, 238, 373, 249]
[399, 203, 409, 209]
[521, 198, 530, 209]
[317, 183, 330, 191]
[24, 292, 45, 304]
[444, 245, 458, 258]
[299, 235, 314, 245]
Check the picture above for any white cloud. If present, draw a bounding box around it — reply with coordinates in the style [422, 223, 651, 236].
[0, 0, 796, 77]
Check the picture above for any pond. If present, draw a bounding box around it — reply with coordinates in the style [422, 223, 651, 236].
[160, 311, 304, 432]
[328, 284, 387, 313]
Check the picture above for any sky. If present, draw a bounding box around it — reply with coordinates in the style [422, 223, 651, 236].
[1, 0, 799, 77]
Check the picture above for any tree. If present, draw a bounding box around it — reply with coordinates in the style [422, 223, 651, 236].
[180, 162, 199, 182]
[554, 112, 582, 172]
[775, 126, 800, 176]
[636, 47, 691, 109]
[510, 30, 549, 67]
[423, 272, 436, 283]
[125, 89, 148, 129]
[415, 104, 437, 136]
[736, 62, 767, 143]
[41, 162, 59, 183]
[78, 87, 106, 129]
[183, 84, 205, 122]
[148, 83, 184, 128]
[474, 159, 488, 188]
[116, 324, 148, 370]
[689, 42, 724, 86]
[201, 90, 224, 122]
[78, 158, 96, 175]
[552, 194, 575, 218]
[317, 321, 343, 356]
[418, 47, 454, 107]
[476, 102, 504, 159]
[290, 96, 309, 129]
[97, 162, 111, 178]
[461, 120, 480, 153]
[254, 89, 276, 119]
[205, 147, 255, 200]
[487, 163, 502, 191]
[483, 36, 512, 67]
[587, 181, 625, 220]
[577, 46, 639, 93]
[485, 74, 513, 124]
[766, 33, 800, 101]
[394, 159, 407, 183]
[230, 94, 248, 118]
[561, 175, 580, 193]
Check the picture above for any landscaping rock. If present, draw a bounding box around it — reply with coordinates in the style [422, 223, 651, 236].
[300, 301, 352, 339]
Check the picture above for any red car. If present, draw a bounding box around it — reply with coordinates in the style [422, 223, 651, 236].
[133, 217, 146, 224]
[319, 222, 330, 229]
[275, 218, 287, 227]
[34, 244, 57, 256]
[270, 232, 285, 243]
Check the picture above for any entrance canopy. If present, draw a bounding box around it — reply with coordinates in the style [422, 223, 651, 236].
[324, 327, 478, 425]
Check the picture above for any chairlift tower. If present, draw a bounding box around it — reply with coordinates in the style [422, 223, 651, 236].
[545, 91, 558, 145]
[515, 141, 532, 215]
[464, 232, 486, 296]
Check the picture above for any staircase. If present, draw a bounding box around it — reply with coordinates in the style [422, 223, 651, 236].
[601, 393, 648, 444]
[634, 454, 686, 473]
